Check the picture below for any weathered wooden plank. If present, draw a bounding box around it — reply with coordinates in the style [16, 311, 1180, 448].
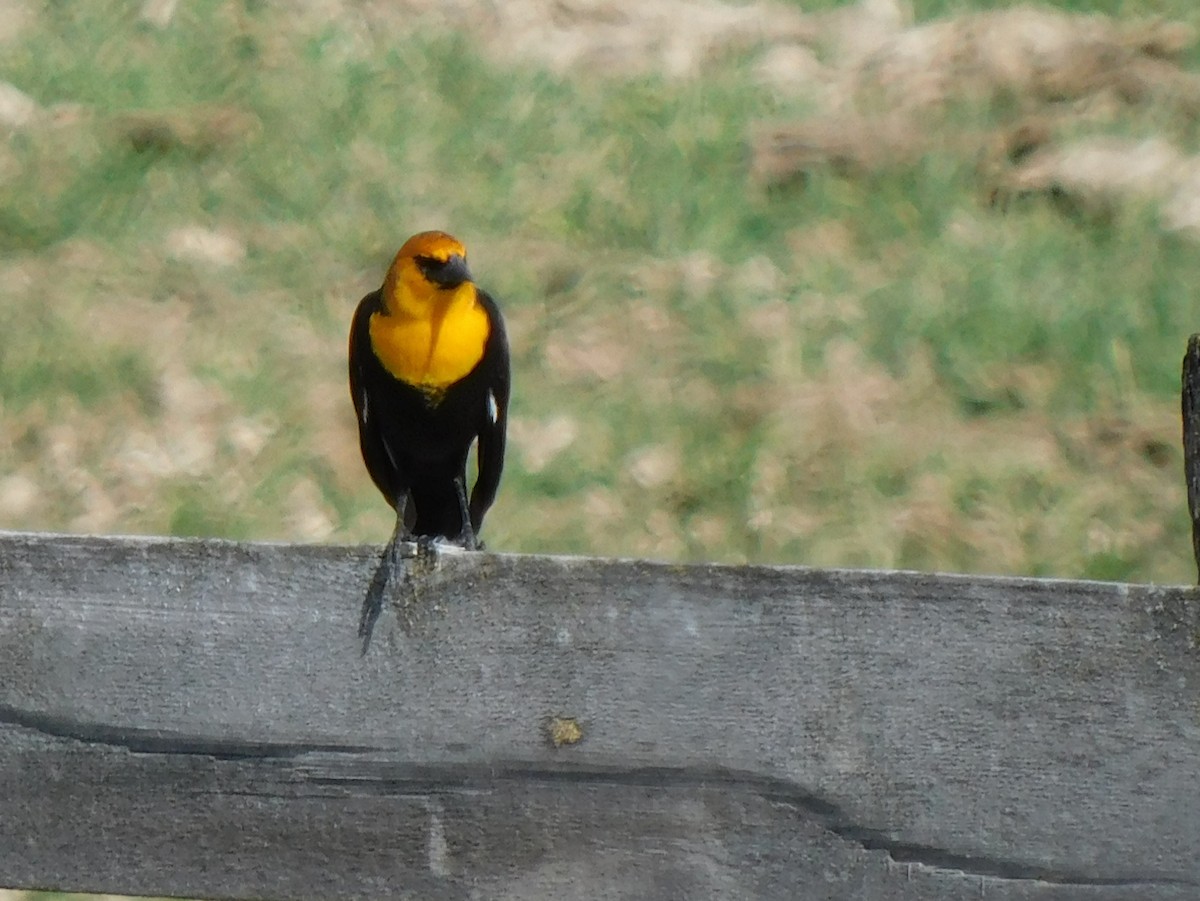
[1, 531, 1198, 900]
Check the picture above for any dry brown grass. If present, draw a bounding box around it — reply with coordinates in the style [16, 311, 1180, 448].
[751, 0, 1200, 231]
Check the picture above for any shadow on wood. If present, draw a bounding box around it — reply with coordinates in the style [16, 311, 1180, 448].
[1, 531, 1199, 900]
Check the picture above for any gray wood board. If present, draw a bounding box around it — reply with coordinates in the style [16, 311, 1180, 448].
[1, 531, 1198, 900]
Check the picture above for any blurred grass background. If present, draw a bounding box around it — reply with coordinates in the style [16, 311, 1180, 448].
[1, 0, 1197, 590]
[3, 0, 1200, 897]
[0, 0, 1195, 587]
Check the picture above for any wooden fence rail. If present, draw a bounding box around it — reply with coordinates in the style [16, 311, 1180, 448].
[1, 531, 1199, 899]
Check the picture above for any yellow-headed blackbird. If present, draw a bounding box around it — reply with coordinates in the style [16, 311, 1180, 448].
[350, 231, 509, 640]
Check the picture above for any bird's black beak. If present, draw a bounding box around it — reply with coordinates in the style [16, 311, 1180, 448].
[418, 253, 472, 289]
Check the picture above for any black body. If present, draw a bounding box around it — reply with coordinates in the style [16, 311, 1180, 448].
[348, 287, 510, 539]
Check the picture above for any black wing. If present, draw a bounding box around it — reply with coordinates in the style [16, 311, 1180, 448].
[348, 288, 408, 512]
[469, 287, 510, 533]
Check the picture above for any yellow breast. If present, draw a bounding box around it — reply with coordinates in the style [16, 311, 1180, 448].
[369, 287, 491, 399]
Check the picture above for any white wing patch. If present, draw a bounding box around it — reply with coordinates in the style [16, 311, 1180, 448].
[486, 389, 499, 424]
[359, 390, 369, 426]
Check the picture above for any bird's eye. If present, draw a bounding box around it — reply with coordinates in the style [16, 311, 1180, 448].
[415, 255, 447, 277]
[414, 251, 470, 289]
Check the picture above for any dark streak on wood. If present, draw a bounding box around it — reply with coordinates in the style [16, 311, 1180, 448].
[2, 531, 1200, 900]
[1182, 334, 1200, 582]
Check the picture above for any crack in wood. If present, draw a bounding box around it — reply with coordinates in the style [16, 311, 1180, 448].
[3, 703, 1193, 892]
[299, 761, 1199, 890]
[0, 702, 381, 758]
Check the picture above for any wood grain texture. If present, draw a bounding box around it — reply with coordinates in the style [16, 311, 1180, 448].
[1, 531, 1199, 900]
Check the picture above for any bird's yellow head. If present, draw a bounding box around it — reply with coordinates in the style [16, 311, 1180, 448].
[368, 230, 491, 395]
[382, 230, 473, 317]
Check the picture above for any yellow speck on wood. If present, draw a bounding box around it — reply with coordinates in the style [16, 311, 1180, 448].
[548, 716, 584, 747]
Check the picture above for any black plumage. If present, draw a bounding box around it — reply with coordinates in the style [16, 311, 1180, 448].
[348, 283, 509, 540]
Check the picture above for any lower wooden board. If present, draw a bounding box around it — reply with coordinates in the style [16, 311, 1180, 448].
[1, 531, 1199, 900]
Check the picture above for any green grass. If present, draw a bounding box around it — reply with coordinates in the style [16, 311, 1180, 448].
[0, 0, 1198, 583]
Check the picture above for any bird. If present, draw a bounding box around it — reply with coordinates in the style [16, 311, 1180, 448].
[349, 230, 510, 643]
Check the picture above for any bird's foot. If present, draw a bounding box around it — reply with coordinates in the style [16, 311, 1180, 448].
[455, 531, 482, 552]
